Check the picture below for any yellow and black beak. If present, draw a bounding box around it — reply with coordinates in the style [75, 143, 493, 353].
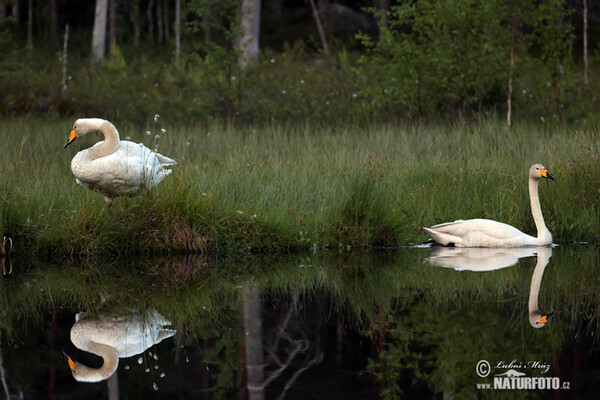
[540, 168, 555, 180]
[538, 312, 556, 325]
[64, 129, 77, 149]
[63, 351, 76, 371]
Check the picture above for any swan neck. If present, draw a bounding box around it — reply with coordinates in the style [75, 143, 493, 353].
[89, 121, 120, 159]
[75, 342, 119, 382]
[528, 250, 551, 327]
[529, 177, 550, 242]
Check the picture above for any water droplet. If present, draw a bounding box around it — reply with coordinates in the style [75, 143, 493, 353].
[125, 136, 130, 140]
[145, 368, 150, 373]
[146, 131, 151, 136]
[138, 357, 143, 364]
[153, 382, 159, 390]
[155, 134, 160, 139]
[160, 373, 166, 378]
[161, 128, 166, 133]
[124, 365, 130, 370]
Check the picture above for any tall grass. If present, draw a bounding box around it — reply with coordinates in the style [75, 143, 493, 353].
[0, 117, 598, 256]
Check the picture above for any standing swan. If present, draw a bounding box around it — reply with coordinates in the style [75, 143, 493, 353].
[65, 309, 176, 382]
[64, 118, 176, 204]
[423, 164, 555, 247]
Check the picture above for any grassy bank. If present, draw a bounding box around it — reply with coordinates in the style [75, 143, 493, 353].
[0, 117, 599, 257]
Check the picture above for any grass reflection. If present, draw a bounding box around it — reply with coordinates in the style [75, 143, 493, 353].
[0, 246, 599, 397]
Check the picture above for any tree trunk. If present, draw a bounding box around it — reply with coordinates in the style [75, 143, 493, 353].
[91, 0, 109, 67]
[107, 371, 119, 400]
[308, 0, 329, 55]
[27, 0, 32, 46]
[203, 5, 212, 47]
[62, 24, 69, 91]
[147, 0, 154, 43]
[507, 14, 517, 126]
[374, 0, 390, 41]
[132, 0, 140, 46]
[175, 0, 181, 63]
[237, 0, 261, 69]
[50, 0, 59, 49]
[242, 284, 265, 400]
[109, 0, 118, 59]
[163, 0, 169, 41]
[156, 0, 163, 45]
[583, 0, 588, 88]
[10, 2, 18, 24]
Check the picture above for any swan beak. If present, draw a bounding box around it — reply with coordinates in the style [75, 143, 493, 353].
[538, 313, 556, 325]
[63, 351, 76, 371]
[540, 169, 555, 180]
[64, 129, 77, 149]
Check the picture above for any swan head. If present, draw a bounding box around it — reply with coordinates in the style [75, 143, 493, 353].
[529, 312, 556, 329]
[530, 164, 555, 181]
[64, 118, 108, 149]
[64, 351, 116, 382]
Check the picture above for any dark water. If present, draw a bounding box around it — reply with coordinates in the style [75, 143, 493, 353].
[1, 245, 599, 399]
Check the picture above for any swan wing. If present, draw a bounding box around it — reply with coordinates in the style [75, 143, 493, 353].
[424, 219, 535, 247]
[72, 142, 174, 197]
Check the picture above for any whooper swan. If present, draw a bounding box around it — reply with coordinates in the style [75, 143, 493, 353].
[65, 309, 176, 382]
[423, 164, 554, 247]
[64, 118, 176, 204]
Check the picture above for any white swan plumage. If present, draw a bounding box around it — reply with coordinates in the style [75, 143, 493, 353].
[528, 247, 555, 328]
[64, 118, 176, 203]
[65, 309, 176, 382]
[423, 164, 554, 247]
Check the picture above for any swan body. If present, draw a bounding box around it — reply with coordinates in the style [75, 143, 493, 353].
[64, 118, 176, 203]
[66, 309, 176, 382]
[423, 164, 554, 247]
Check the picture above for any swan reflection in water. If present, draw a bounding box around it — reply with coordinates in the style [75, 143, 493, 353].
[425, 246, 555, 328]
[65, 309, 176, 382]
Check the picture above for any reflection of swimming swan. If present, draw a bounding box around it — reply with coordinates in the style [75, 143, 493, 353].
[66, 309, 176, 382]
[423, 164, 554, 247]
[529, 247, 555, 328]
[63, 118, 176, 204]
[425, 247, 536, 271]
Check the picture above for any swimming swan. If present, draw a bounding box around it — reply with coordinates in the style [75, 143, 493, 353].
[423, 164, 554, 247]
[64, 118, 176, 203]
[65, 309, 176, 382]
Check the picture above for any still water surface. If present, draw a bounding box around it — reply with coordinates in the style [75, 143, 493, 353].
[1, 245, 599, 399]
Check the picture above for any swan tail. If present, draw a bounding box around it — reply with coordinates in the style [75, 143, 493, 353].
[156, 328, 177, 343]
[156, 153, 177, 166]
[422, 227, 461, 246]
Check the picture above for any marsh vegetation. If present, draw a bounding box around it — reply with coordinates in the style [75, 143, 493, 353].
[0, 117, 598, 257]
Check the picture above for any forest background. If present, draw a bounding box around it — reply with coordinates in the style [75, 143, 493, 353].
[0, 0, 597, 128]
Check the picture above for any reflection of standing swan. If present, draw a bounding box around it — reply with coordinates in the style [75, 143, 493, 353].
[63, 118, 176, 204]
[529, 247, 555, 328]
[423, 164, 554, 247]
[66, 309, 176, 382]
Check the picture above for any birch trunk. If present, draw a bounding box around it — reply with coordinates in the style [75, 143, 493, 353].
[237, 0, 261, 69]
[583, 0, 588, 88]
[91, 0, 109, 67]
